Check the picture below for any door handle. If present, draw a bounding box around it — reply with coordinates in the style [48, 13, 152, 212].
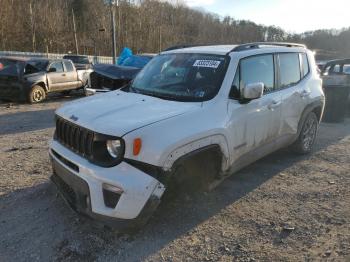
[300, 90, 311, 98]
[268, 100, 281, 110]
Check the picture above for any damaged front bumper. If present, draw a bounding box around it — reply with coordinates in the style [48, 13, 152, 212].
[49, 140, 165, 229]
[0, 81, 26, 101]
[84, 86, 111, 96]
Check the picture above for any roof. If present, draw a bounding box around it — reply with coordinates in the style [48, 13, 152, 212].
[324, 58, 350, 66]
[137, 53, 157, 57]
[162, 42, 306, 55]
[0, 56, 30, 62]
[163, 45, 237, 55]
[63, 54, 89, 58]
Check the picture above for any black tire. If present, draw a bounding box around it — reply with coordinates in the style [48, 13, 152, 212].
[61, 90, 71, 96]
[291, 112, 319, 154]
[165, 150, 221, 198]
[83, 88, 90, 97]
[28, 85, 46, 104]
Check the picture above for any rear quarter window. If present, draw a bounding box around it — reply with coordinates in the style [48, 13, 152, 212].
[301, 53, 310, 77]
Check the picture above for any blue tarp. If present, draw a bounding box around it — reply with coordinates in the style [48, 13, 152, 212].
[117, 47, 133, 65]
[119, 55, 152, 69]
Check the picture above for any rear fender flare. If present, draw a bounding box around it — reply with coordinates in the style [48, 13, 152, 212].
[296, 100, 324, 137]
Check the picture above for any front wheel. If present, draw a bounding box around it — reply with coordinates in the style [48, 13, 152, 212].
[61, 90, 71, 96]
[291, 112, 319, 154]
[28, 85, 46, 104]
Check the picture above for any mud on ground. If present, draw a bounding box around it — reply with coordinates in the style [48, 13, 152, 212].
[0, 95, 349, 261]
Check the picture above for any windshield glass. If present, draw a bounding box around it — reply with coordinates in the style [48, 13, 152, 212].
[0, 58, 19, 71]
[0, 58, 25, 76]
[128, 53, 229, 102]
[120, 55, 152, 68]
[64, 56, 89, 64]
[24, 60, 48, 74]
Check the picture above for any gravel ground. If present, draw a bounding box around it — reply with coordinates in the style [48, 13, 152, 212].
[0, 95, 349, 262]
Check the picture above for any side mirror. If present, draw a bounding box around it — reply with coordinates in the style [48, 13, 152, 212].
[242, 82, 264, 100]
[48, 67, 57, 73]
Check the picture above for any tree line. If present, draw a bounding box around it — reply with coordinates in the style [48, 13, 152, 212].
[0, 0, 349, 60]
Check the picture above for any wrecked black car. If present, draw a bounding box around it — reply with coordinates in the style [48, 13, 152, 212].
[85, 54, 155, 95]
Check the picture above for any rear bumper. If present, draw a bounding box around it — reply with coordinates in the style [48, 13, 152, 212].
[49, 139, 165, 229]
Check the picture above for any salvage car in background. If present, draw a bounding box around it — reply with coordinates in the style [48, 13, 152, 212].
[0, 57, 92, 103]
[321, 58, 350, 122]
[85, 54, 155, 95]
[63, 54, 93, 70]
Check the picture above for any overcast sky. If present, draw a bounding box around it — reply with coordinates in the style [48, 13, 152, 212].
[182, 0, 350, 33]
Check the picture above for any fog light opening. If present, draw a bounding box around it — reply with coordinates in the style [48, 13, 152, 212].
[102, 183, 123, 194]
[102, 183, 123, 209]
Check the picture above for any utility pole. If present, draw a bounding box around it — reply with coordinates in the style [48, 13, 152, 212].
[110, 0, 118, 64]
[29, 1, 36, 52]
[72, 8, 79, 54]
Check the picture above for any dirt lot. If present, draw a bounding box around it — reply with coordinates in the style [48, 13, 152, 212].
[0, 94, 349, 262]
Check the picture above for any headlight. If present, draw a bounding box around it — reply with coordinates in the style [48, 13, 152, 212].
[106, 139, 123, 158]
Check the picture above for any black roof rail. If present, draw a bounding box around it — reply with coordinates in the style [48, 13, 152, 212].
[231, 42, 306, 52]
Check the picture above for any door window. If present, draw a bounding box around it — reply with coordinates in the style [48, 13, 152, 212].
[278, 53, 301, 89]
[49, 62, 64, 73]
[240, 55, 274, 93]
[342, 64, 350, 74]
[64, 61, 74, 72]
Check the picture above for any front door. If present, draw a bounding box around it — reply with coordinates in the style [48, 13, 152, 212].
[227, 54, 282, 166]
[63, 61, 80, 90]
[47, 61, 67, 91]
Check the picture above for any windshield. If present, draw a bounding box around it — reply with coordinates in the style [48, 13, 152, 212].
[64, 56, 89, 64]
[0, 58, 20, 71]
[120, 55, 152, 68]
[24, 60, 48, 74]
[127, 53, 229, 102]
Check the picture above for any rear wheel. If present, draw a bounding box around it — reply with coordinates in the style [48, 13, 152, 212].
[61, 90, 71, 96]
[292, 112, 319, 154]
[28, 85, 46, 103]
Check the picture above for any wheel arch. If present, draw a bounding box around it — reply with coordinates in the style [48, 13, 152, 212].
[32, 81, 48, 92]
[297, 100, 324, 137]
[163, 135, 230, 173]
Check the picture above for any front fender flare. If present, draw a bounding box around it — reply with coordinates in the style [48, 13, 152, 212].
[162, 134, 230, 172]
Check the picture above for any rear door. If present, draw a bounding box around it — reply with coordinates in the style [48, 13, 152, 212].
[63, 61, 81, 90]
[277, 52, 309, 138]
[47, 61, 66, 91]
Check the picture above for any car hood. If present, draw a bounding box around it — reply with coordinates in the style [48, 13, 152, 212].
[93, 64, 140, 80]
[56, 90, 202, 136]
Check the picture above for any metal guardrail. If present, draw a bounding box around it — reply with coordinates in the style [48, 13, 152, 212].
[0, 51, 114, 64]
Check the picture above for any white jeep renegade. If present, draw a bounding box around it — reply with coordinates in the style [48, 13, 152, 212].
[49, 42, 325, 229]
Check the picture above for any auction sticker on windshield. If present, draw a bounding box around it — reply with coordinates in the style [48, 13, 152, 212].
[193, 60, 221, 68]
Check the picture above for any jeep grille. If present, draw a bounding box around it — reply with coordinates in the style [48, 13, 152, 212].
[55, 117, 94, 159]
